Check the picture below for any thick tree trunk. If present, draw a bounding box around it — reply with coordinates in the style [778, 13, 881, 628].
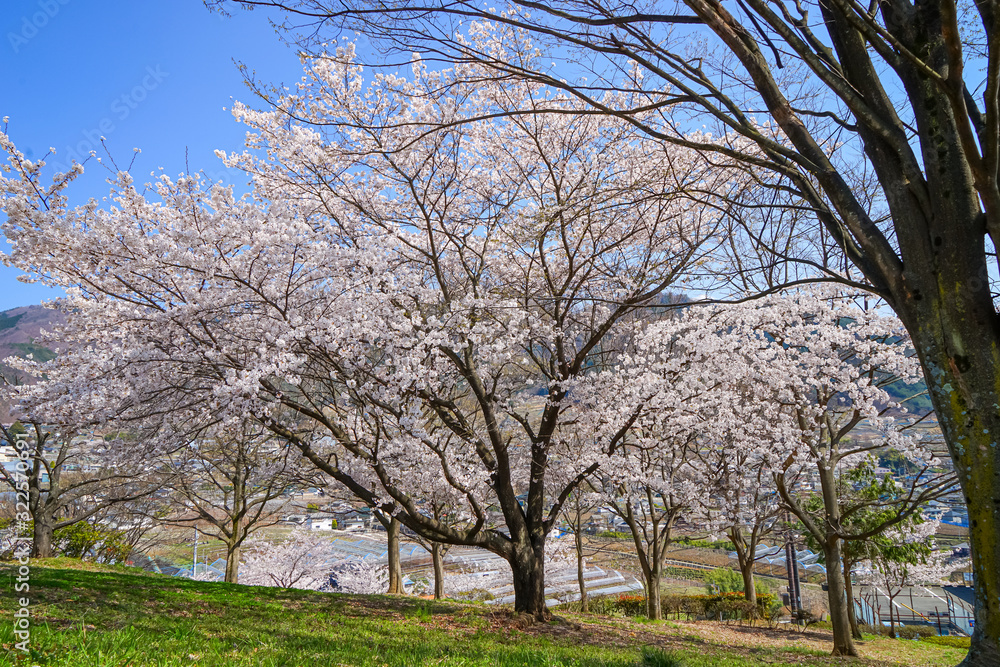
[431, 542, 445, 600]
[843, 558, 861, 640]
[225, 543, 240, 584]
[224, 514, 242, 584]
[728, 527, 758, 607]
[739, 558, 756, 607]
[812, 458, 858, 657]
[691, 2, 1000, 659]
[822, 538, 857, 657]
[509, 538, 548, 621]
[32, 517, 53, 558]
[901, 312, 1000, 666]
[386, 516, 404, 595]
[646, 569, 662, 620]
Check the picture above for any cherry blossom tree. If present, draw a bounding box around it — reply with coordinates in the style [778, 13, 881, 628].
[697, 433, 784, 608]
[700, 290, 956, 655]
[0, 52, 741, 619]
[580, 313, 731, 620]
[240, 528, 340, 590]
[157, 422, 308, 583]
[597, 442, 696, 620]
[611, 289, 954, 646]
[329, 559, 390, 595]
[0, 421, 153, 558]
[208, 3, 1000, 660]
[242, 530, 392, 594]
[858, 522, 958, 638]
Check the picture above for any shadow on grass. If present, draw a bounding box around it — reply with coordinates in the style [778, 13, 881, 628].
[1, 565, 639, 666]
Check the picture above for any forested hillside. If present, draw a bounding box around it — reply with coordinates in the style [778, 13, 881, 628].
[0, 304, 64, 421]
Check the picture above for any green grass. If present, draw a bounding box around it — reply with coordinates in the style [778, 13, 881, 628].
[920, 635, 972, 649]
[639, 647, 683, 667]
[0, 561, 969, 666]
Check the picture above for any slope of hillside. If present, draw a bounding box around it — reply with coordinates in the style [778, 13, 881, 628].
[0, 304, 66, 421]
[0, 560, 969, 667]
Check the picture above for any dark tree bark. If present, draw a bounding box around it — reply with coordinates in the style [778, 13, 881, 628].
[508, 536, 547, 618]
[225, 542, 241, 584]
[32, 516, 53, 559]
[821, 534, 855, 655]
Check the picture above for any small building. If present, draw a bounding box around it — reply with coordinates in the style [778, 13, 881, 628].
[307, 516, 335, 531]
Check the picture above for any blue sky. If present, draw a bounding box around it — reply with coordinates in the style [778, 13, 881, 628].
[0, 0, 303, 310]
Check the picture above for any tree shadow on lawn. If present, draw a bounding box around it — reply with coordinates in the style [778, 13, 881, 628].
[5, 567, 856, 666]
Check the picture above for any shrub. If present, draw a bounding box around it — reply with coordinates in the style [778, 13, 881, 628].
[702, 592, 760, 622]
[661, 595, 687, 619]
[596, 530, 632, 540]
[764, 602, 785, 629]
[640, 646, 684, 667]
[896, 625, 937, 639]
[860, 623, 937, 639]
[704, 568, 744, 594]
[53, 522, 131, 563]
[607, 591, 773, 621]
[860, 623, 894, 637]
[920, 635, 971, 648]
[583, 595, 627, 617]
[672, 537, 734, 550]
[612, 594, 648, 616]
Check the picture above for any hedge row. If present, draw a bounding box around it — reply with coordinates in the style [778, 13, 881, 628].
[859, 624, 942, 640]
[589, 591, 778, 621]
[920, 635, 971, 648]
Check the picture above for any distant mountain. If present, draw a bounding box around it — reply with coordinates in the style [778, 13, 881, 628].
[883, 377, 935, 414]
[0, 304, 67, 422]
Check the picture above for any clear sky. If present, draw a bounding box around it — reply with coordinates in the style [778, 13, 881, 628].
[0, 0, 304, 310]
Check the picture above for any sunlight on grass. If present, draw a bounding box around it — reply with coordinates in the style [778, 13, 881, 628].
[0, 563, 969, 667]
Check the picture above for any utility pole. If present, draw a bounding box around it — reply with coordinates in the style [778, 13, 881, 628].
[783, 512, 802, 618]
[784, 539, 798, 612]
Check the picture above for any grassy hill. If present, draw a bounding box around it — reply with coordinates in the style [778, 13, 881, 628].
[0, 561, 968, 667]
